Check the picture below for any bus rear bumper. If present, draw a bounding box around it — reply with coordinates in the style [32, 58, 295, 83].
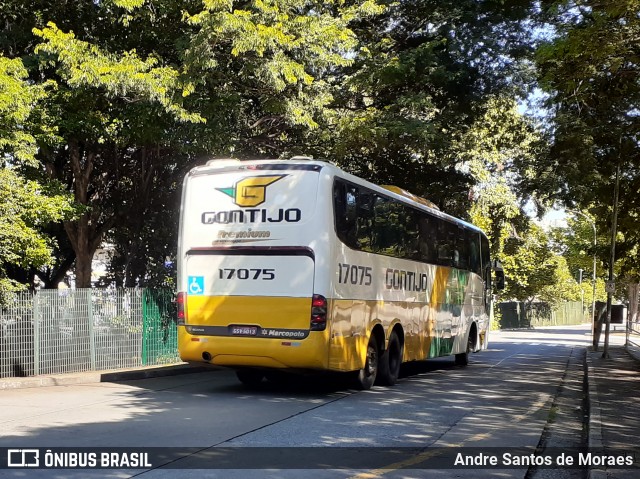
[178, 327, 330, 370]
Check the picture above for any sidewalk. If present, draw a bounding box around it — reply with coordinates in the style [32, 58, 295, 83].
[586, 331, 640, 479]
[0, 363, 212, 389]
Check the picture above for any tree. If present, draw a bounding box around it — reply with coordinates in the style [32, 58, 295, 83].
[0, 56, 74, 297]
[500, 223, 560, 303]
[518, 0, 640, 284]
[306, 0, 539, 217]
[463, 96, 543, 250]
[552, 214, 607, 306]
[537, 255, 583, 305]
[31, 21, 204, 287]
[1, 0, 381, 287]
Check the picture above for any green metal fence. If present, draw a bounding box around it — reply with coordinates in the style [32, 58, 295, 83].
[497, 301, 588, 329]
[142, 289, 179, 365]
[497, 301, 590, 329]
[0, 288, 179, 379]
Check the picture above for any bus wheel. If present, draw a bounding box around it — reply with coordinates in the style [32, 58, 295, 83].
[454, 336, 472, 366]
[377, 331, 403, 386]
[264, 371, 289, 385]
[236, 369, 264, 387]
[352, 335, 379, 390]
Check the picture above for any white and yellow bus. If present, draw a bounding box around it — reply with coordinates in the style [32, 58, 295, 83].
[177, 157, 503, 389]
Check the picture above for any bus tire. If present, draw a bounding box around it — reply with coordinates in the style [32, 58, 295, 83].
[454, 335, 472, 366]
[377, 331, 403, 386]
[264, 371, 289, 385]
[236, 369, 264, 387]
[352, 335, 379, 390]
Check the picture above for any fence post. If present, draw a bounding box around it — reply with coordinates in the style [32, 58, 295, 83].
[33, 291, 40, 376]
[141, 289, 148, 366]
[87, 290, 96, 371]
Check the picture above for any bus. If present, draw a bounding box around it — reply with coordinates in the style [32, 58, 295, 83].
[176, 157, 504, 389]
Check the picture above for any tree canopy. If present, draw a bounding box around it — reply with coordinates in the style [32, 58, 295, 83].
[519, 0, 640, 282]
[1, 0, 385, 287]
[0, 56, 73, 297]
[0, 0, 637, 304]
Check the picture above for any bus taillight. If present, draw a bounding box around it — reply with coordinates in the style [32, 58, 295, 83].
[310, 294, 327, 331]
[177, 292, 187, 325]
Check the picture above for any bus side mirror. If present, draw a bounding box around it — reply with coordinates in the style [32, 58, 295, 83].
[493, 260, 505, 290]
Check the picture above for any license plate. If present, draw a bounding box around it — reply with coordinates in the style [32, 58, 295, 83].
[230, 326, 258, 336]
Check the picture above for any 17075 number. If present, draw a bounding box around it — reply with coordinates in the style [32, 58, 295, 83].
[218, 268, 275, 280]
[337, 263, 372, 285]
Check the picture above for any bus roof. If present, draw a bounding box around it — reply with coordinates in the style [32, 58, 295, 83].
[188, 157, 485, 236]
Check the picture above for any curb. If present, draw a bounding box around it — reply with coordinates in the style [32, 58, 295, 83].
[625, 341, 640, 362]
[585, 348, 607, 479]
[0, 363, 216, 390]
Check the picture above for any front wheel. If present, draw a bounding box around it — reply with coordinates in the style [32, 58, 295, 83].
[455, 335, 472, 366]
[352, 335, 379, 390]
[377, 331, 403, 386]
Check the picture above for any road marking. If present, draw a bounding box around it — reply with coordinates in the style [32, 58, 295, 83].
[345, 432, 492, 479]
[512, 392, 551, 423]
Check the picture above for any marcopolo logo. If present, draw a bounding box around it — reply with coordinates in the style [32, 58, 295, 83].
[216, 175, 287, 207]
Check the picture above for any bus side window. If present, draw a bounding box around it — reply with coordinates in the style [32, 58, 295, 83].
[469, 232, 481, 276]
[417, 216, 431, 263]
[454, 226, 469, 270]
[333, 180, 358, 249]
[404, 207, 420, 260]
[480, 235, 491, 287]
[370, 195, 388, 253]
[356, 190, 374, 251]
[333, 181, 346, 231]
[437, 221, 454, 266]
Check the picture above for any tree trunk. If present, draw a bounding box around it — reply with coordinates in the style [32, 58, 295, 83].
[592, 301, 607, 350]
[40, 254, 76, 289]
[73, 242, 94, 289]
[59, 140, 114, 288]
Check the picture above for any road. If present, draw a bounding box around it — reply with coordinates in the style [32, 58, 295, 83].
[0, 325, 593, 479]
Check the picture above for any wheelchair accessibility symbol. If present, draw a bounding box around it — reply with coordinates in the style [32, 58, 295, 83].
[188, 276, 204, 295]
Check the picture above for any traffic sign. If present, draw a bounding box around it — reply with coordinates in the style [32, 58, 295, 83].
[605, 281, 616, 294]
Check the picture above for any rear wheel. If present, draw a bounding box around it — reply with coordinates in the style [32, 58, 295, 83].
[352, 335, 379, 390]
[236, 369, 264, 386]
[264, 371, 289, 385]
[377, 331, 403, 386]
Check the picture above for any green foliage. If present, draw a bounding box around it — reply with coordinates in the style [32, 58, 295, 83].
[550, 214, 610, 305]
[0, 56, 53, 165]
[33, 23, 204, 124]
[460, 96, 571, 304]
[109, 0, 146, 11]
[305, 0, 539, 218]
[537, 255, 582, 305]
[464, 97, 542, 254]
[500, 223, 558, 302]
[0, 55, 75, 296]
[7, 0, 623, 304]
[0, 0, 388, 287]
[184, 0, 384, 135]
[520, 0, 640, 282]
[0, 168, 74, 295]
